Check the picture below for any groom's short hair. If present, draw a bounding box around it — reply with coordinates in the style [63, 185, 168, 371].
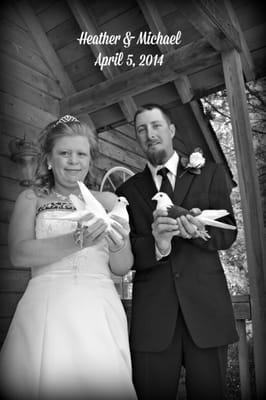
[133, 103, 172, 128]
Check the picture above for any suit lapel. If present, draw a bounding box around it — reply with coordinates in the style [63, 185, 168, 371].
[173, 159, 195, 206]
[133, 165, 158, 211]
[134, 160, 195, 209]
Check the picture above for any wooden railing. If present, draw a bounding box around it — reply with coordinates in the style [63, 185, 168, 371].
[122, 294, 252, 400]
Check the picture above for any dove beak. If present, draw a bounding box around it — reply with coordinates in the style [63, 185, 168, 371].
[119, 197, 129, 205]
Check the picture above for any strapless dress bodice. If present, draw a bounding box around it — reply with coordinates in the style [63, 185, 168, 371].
[32, 202, 111, 278]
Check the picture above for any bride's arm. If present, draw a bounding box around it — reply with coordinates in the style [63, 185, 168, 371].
[108, 235, 134, 276]
[8, 189, 107, 268]
[94, 191, 134, 276]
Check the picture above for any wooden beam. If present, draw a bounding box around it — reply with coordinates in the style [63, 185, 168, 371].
[137, 0, 228, 169]
[15, 1, 96, 131]
[136, 0, 173, 54]
[16, 1, 75, 97]
[67, 0, 137, 121]
[137, 0, 194, 103]
[223, 0, 255, 81]
[66, 0, 113, 78]
[178, 0, 241, 52]
[222, 49, 266, 398]
[189, 100, 225, 163]
[60, 38, 219, 115]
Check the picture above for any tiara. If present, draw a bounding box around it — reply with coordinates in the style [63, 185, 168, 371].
[55, 115, 79, 126]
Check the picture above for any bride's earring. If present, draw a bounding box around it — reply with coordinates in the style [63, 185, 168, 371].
[48, 164, 52, 170]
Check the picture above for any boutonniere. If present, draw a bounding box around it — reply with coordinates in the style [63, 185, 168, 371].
[179, 147, 205, 178]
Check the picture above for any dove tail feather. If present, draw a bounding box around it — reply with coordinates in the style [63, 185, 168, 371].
[198, 217, 236, 230]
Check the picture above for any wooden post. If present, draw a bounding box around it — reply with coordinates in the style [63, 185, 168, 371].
[236, 319, 251, 400]
[222, 49, 266, 398]
[232, 295, 251, 400]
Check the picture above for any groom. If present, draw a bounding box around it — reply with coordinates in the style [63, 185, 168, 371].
[116, 103, 238, 400]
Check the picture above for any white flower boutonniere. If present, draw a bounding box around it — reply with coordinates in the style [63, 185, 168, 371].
[180, 147, 205, 178]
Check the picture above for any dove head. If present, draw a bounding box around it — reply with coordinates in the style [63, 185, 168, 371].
[152, 192, 173, 209]
[117, 196, 129, 206]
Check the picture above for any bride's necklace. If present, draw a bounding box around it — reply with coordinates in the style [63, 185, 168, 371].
[52, 189, 69, 201]
[51, 189, 82, 202]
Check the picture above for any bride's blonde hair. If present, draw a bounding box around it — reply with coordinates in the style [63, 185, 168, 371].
[34, 116, 98, 196]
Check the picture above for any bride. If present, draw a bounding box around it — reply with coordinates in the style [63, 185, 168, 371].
[0, 115, 137, 400]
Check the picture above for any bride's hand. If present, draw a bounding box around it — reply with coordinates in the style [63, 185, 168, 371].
[73, 216, 108, 248]
[106, 215, 130, 253]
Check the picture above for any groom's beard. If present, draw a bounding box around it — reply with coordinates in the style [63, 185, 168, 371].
[147, 149, 167, 166]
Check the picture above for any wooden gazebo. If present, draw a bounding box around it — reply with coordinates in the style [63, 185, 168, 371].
[0, 1, 265, 398]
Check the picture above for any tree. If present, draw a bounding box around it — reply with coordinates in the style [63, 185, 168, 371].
[202, 77, 266, 294]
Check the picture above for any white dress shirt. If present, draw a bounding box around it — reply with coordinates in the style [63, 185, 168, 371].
[148, 151, 179, 191]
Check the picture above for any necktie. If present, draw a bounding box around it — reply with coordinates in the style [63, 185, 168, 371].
[157, 167, 174, 200]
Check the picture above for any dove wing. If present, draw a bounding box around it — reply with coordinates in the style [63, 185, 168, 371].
[197, 217, 236, 230]
[77, 181, 107, 219]
[200, 209, 229, 220]
[53, 210, 91, 221]
[69, 194, 86, 211]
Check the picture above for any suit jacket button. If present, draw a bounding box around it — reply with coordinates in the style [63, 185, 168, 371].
[175, 272, 181, 279]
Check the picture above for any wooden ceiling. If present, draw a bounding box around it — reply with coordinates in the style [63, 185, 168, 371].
[14, 0, 265, 127]
[1, 0, 266, 185]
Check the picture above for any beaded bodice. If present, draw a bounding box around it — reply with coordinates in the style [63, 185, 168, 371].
[36, 201, 77, 239]
[33, 201, 110, 278]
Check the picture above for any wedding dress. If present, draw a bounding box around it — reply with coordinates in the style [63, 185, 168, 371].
[0, 201, 137, 400]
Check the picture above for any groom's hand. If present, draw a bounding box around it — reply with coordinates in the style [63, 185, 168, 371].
[175, 214, 208, 240]
[152, 209, 179, 252]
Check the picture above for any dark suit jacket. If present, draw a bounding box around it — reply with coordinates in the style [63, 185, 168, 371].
[116, 160, 239, 352]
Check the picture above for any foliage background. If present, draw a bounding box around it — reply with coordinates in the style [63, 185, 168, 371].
[202, 77, 266, 296]
[201, 77, 266, 399]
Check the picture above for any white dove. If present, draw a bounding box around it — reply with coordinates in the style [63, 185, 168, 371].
[108, 197, 130, 223]
[152, 192, 236, 230]
[57, 181, 129, 233]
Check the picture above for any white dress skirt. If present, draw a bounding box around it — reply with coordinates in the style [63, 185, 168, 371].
[0, 203, 137, 400]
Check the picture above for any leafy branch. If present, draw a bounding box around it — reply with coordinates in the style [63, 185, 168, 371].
[201, 78, 266, 291]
